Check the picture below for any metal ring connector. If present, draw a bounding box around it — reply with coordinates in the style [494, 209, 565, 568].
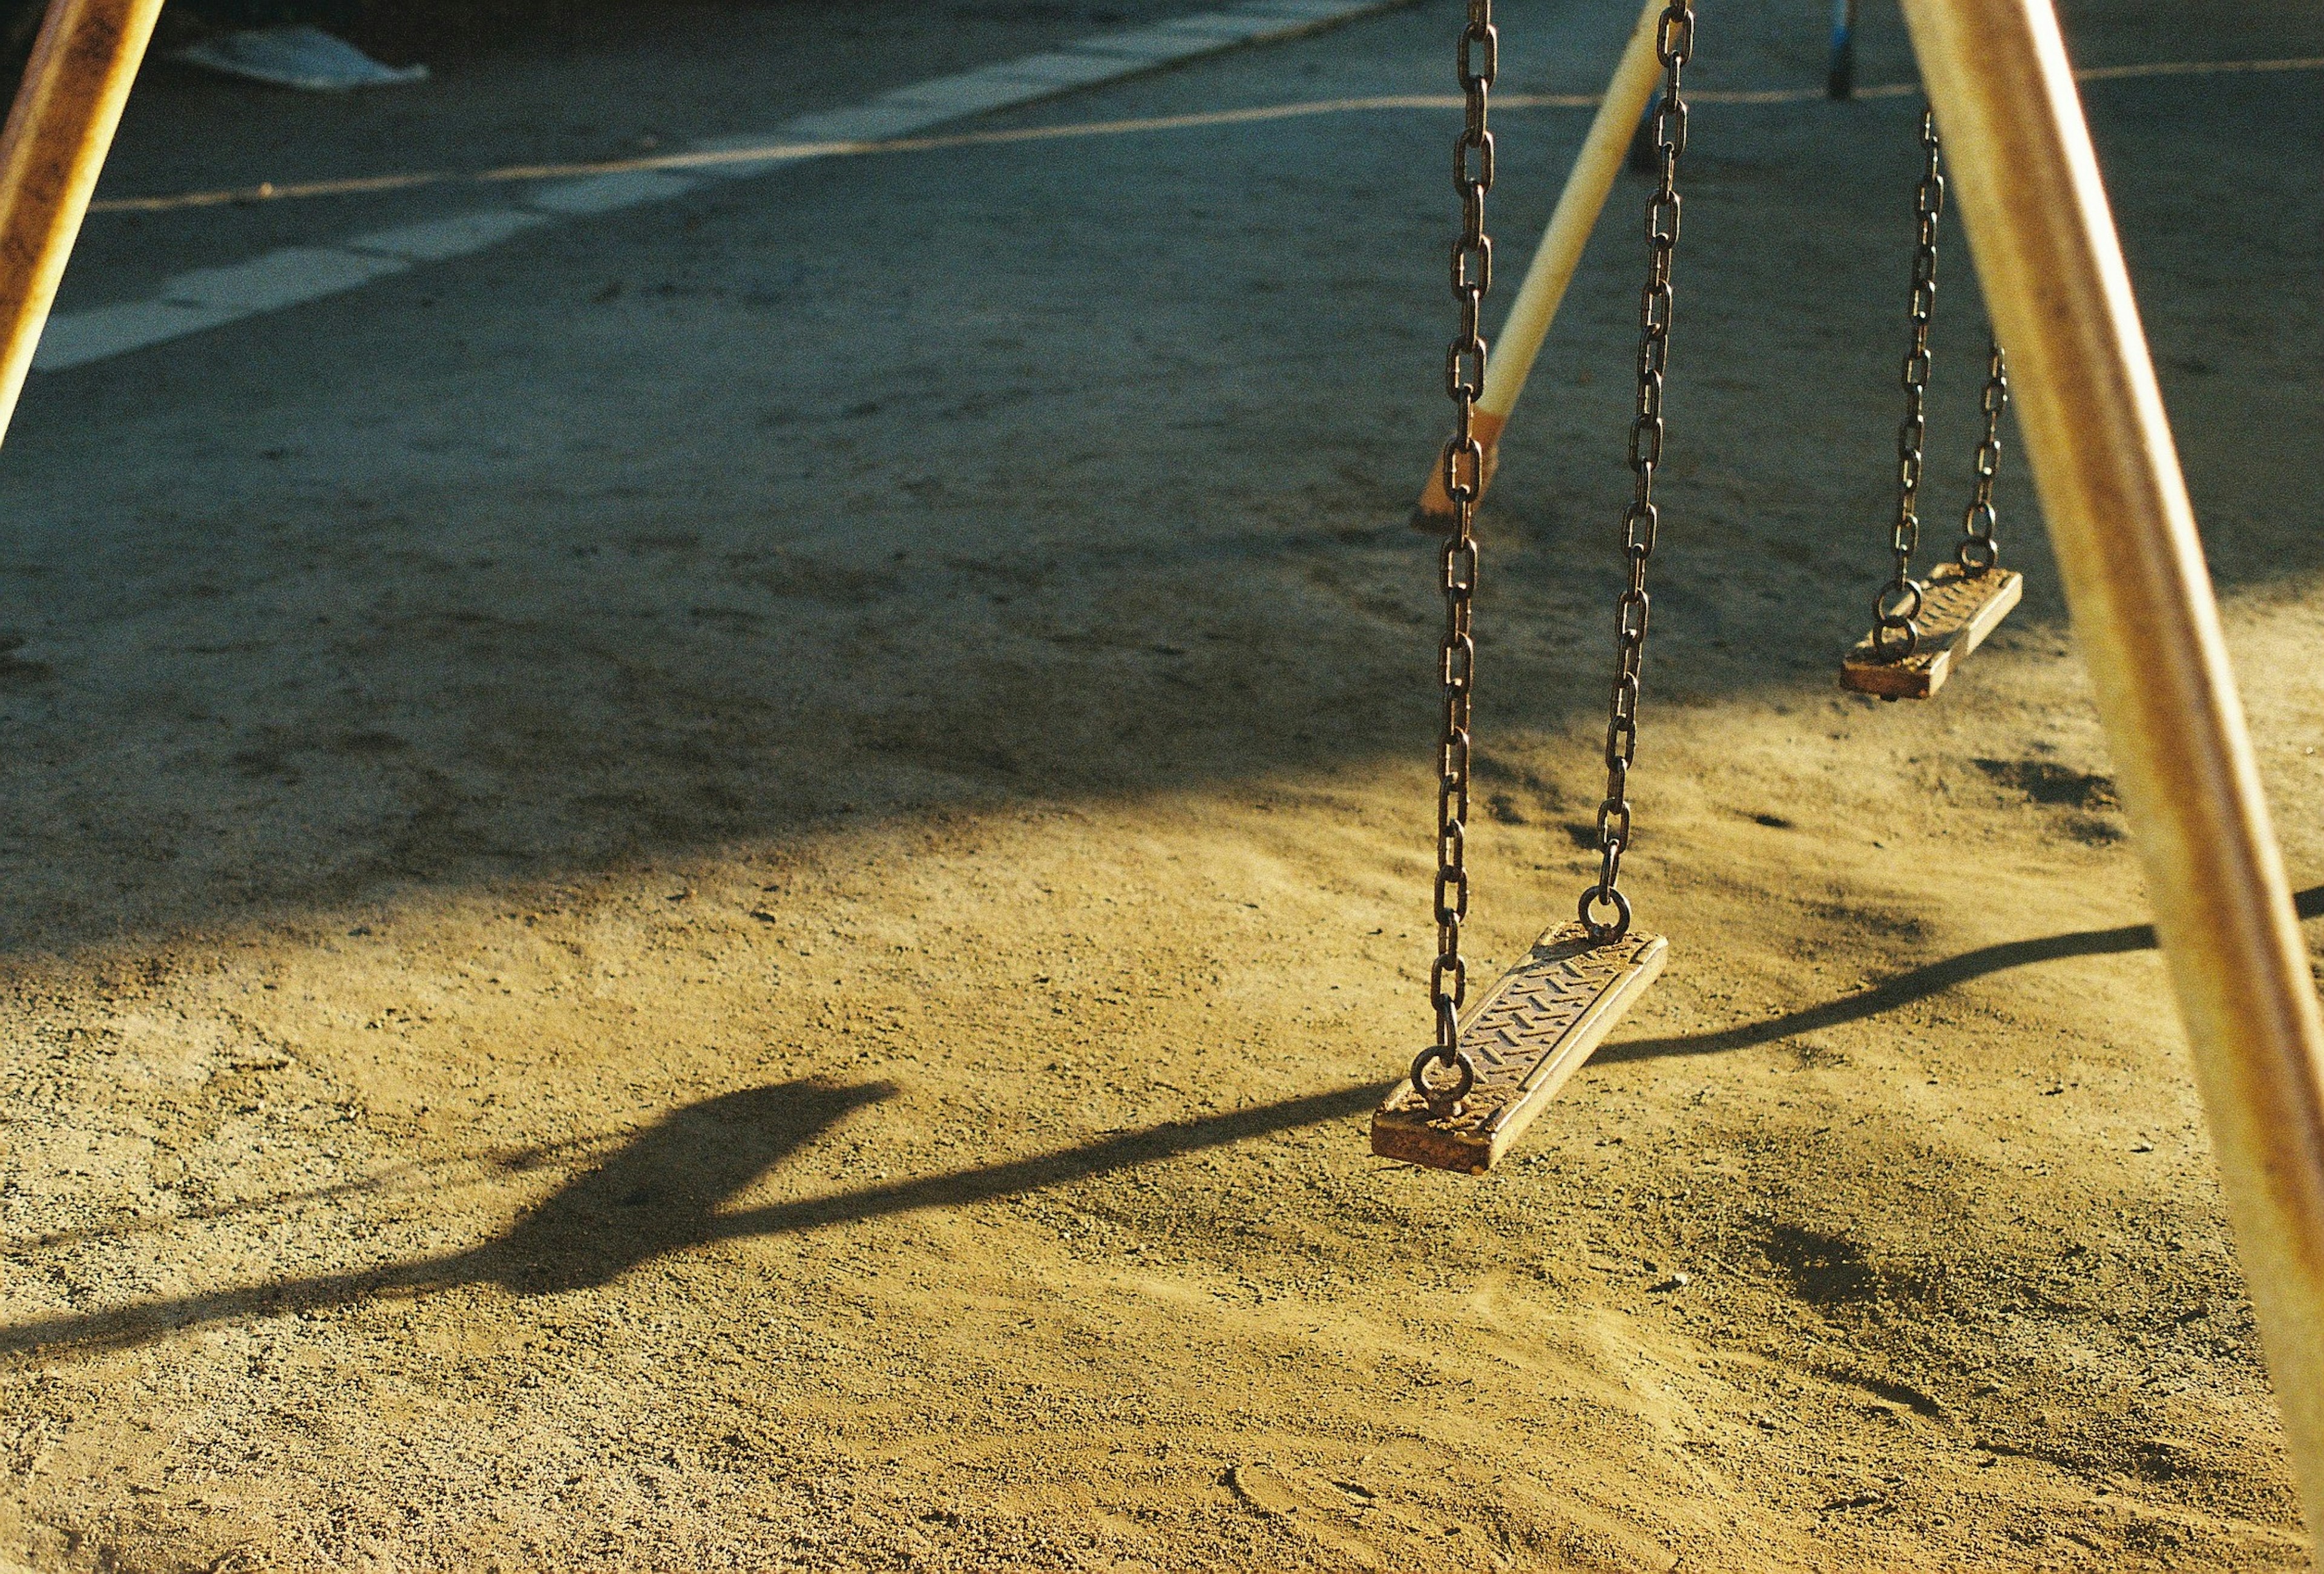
[1871, 615, 1920, 661]
[1872, 580, 1924, 661]
[1578, 883, 1632, 943]
[1410, 1041, 1475, 1115]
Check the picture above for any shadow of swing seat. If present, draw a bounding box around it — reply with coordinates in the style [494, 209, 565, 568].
[0, 1079, 1389, 1358]
[13, 886, 2323, 1357]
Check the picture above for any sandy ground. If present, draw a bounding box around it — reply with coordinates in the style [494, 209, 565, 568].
[2, 0, 2322, 1568]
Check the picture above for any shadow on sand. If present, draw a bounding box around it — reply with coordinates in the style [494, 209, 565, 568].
[12, 887, 2320, 1358]
[1, 1078, 1386, 1358]
[1605, 883, 2324, 1064]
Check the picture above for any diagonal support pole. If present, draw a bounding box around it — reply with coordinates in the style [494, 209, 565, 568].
[0, 0, 163, 446]
[1411, 0, 1666, 527]
[1903, 0, 2324, 1553]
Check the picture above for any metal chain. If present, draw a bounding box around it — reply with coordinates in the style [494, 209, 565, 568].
[1410, 0, 1497, 1115]
[1955, 335, 2008, 574]
[1579, 0, 1693, 946]
[1873, 107, 1944, 661]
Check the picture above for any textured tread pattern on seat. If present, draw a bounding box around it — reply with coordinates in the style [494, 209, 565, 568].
[1841, 564, 2023, 699]
[1373, 921, 1666, 1173]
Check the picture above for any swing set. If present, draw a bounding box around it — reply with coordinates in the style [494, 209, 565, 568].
[1382, 0, 2031, 1176]
[0, 0, 2315, 1553]
[1369, 0, 2324, 1543]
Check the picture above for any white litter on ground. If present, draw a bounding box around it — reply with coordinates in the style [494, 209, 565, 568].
[175, 25, 428, 93]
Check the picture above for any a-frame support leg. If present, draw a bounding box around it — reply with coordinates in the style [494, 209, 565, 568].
[0, 0, 163, 444]
[1410, 0, 1668, 527]
[1906, 0, 2324, 1551]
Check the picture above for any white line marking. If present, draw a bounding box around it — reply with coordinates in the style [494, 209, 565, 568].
[988, 51, 1155, 88]
[1243, 0, 1373, 17]
[343, 209, 551, 264]
[772, 104, 954, 143]
[1072, 21, 1258, 57]
[1066, 31, 1215, 61]
[879, 70, 1063, 116]
[162, 246, 409, 317]
[38, 0, 1405, 372]
[34, 299, 245, 370]
[522, 168, 703, 217]
[39, 248, 412, 368]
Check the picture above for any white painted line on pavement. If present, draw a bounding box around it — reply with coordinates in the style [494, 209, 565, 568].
[775, 104, 955, 143]
[1158, 12, 1301, 36]
[32, 0, 1413, 373]
[36, 300, 246, 371]
[523, 168, 704, 217]
[1066, 23, 1245, 59]
[1244, 0, 1371, 15]
[39, 246, 413, 367]
[879, 70, 1069, 116]
[1065, 33, 1207, 61]
[980, 51, 1145, 88]
[164, 246, 410, 317]
[344, 209, 551, 264]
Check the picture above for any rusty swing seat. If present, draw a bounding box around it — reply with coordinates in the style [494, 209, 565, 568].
[1842, 116, 2020, 703]
[1373, 921, 1666, 1174]
[1839, 561, 2021, 699]
[1375, 0, 1700, 1178]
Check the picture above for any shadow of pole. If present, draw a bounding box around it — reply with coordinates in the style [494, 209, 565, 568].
[0, 1078, 1387, 1359]
[1600, 884, 2324, 1065]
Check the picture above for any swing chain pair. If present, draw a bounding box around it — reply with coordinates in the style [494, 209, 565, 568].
[1580, 0, 1694, 947]
[1874, 106, 1944, 660]
[1957, 335, 2009, 574]
[1412, 0, 1498, 1115]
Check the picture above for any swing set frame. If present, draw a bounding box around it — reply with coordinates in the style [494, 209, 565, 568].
[1404, 0, 2324, 1550]
[0, 0, 2316, 1555]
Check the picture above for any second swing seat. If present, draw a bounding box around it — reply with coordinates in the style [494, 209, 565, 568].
[1841, 562, 2023, 700]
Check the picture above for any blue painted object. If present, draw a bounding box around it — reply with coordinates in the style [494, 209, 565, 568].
[1827, 0, 1859, 99]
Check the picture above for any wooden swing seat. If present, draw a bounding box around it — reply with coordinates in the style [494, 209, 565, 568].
[1840, 562, 2023, 699]
[1372, 921, 1667, 1174]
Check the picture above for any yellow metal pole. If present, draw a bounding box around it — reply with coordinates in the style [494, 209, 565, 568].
[1903, 0, 2324, 1552]
[1413, 0, 1666, 525]
[0, 0, 163, 443]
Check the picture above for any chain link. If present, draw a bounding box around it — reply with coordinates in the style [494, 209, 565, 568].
[1579, 1, 1693, 946]
[1873, 107, 1943, 660]
[1955, 335, 2008, 574]
[1413, 0, 1497, 1115]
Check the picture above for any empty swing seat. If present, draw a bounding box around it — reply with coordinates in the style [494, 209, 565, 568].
[1373, 921, 1667, 1174]
[1841, 563, 2023, 699]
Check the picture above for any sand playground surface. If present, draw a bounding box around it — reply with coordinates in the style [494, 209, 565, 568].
[2, 0, 2320, 1566]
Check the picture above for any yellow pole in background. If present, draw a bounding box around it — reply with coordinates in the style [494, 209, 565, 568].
[1903, 0, 2324, 1553]
[0, 0, 163, 443]
[1413, 0, 1667, 526]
